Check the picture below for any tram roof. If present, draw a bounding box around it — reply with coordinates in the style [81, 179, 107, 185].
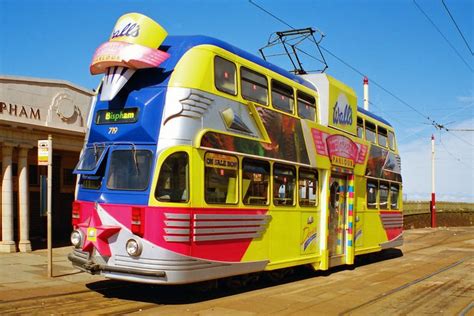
[161, 35, 315, 90]
[357, 107, 392, 127]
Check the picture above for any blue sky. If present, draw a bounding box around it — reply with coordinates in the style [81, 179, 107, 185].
[1, 0, 473, 201]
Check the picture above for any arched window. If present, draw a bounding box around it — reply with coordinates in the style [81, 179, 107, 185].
[155, 152, 189, 202]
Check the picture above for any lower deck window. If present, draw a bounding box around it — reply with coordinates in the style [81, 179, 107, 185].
[273, 164, 295, 206]
[106, 149, 152, 191]
[242, 159, 270, 205]
[156, 152, 189, 202]
[367, 181, 378, 209]
[390, 184, 400, 209]
[379, 182, 389, 209]
[205, 153, 238, 204]
[299, 169, 318, 206]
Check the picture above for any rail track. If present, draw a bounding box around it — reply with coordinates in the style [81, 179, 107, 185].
[1, 227, 473, 315]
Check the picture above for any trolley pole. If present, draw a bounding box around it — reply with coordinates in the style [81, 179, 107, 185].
[430, 134, 436, 228]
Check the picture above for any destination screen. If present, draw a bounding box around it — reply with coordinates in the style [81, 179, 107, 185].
[96, 108, 138, 124]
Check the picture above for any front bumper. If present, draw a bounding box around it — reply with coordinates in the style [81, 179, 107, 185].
[68, 251, 166, 278]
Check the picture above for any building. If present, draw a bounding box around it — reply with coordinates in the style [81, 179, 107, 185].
[0, 75, 93, 252]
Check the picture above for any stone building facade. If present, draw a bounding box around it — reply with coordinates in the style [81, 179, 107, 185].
[0, 75, 93, 252]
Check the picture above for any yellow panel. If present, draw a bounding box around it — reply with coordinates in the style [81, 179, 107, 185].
[327, 75, 357, 135]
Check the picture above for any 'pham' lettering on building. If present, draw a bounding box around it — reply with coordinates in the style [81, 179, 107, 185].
[0, 102, 41, 120]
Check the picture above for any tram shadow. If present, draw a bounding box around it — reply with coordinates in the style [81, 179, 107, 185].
[86, 248, 403, 304]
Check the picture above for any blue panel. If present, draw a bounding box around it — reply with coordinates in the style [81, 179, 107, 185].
[76, 144, 156, 205]
[358, 107, 392, 127]
[348, 240, 353, 247]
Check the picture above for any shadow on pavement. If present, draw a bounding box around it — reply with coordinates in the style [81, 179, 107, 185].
[85, 249, 404, 305]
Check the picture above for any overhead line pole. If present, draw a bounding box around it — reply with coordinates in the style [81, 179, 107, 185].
[431, 134, 436, 228]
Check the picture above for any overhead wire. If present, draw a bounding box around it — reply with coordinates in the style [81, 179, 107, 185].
[438, 132, 473, 169]
[248, 0, 446, 130]
[413, 0, 473, 72]
[441, 0, 474, 56]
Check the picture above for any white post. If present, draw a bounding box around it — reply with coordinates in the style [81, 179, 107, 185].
[363, 77, 369, 111]
[47, 135, 53, 277]
[431, 134, 436, 228]
[18, 146, 32, 252]
[0, 144, 16, 253]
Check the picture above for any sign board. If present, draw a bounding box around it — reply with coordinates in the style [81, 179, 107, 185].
[38, 139, 50, 166]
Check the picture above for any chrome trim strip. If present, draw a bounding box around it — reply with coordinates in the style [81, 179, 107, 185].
[194, 226, 265, 234]
[164, 213, 191, 220]
[194, 214, 270, 220]
[164, 228, 190, 234]
[164, 235, 190, 242]
[194, 219, 269, 227]
[164, 220, 191, 227]
[380, 233, 404, 249]
[193, 232, 262, 242]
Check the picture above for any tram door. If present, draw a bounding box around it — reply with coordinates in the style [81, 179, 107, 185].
[328, 175, 347, 257]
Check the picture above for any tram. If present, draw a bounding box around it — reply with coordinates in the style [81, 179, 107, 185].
[68, 13, 403, 284]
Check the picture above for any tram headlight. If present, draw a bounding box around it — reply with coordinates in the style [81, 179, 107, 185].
[126, 238, 142, 257]
[70, 230, 82, 248]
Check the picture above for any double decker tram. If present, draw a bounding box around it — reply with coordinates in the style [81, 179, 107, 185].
[69, 13, 403, 284]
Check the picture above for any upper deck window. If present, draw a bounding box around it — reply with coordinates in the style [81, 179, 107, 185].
[156, 152, 189, 202]
[273, 164, 295, 206]
[204, 153, 238, 204]
[241, 67, 268, 105]
[214, 56, 237, 95]
[271, 80, 294, 114]
[378, 126, 388, 147]
[106, 149, 152, 191]
[297, 91, 316, 121]
[388, 131, 396, 151]
[365, 121, 376, 144]
[357, 117, 364, 138]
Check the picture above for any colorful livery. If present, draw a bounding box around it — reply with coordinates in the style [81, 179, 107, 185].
[68, 13, 403, 284]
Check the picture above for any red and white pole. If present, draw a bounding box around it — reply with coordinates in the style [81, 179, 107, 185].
[431, 134, 436, 228]
[363, 77, 369, 111]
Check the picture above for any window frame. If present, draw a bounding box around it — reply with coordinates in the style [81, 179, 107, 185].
[390, 183, 400, 210]
[365, 121, 377, 144]
[155, 151, 190, 203]
[378, 126, 388, 148]
[298, 168, 319, 207]
[357, 117, 364, 139]
[242, 158, 270, 205]
[379, 181, 389, 209]
[106, 149, 153, 191]
[388, 131, 396, 151]
[240, 67, 268, 105]
[297, 90, 317, 121]
[204, 152, 239, 205]
[273, 163, 296, 206]
[367, 180, 378, 209]
[214, 55, 237, 96]
[271, 79, 294, 114]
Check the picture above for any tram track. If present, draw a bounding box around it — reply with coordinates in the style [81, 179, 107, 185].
[1, 228, 472, 315]
[338, 255, 474, 315]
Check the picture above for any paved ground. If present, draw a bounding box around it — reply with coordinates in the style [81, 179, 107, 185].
[0, 226, 473, 315]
